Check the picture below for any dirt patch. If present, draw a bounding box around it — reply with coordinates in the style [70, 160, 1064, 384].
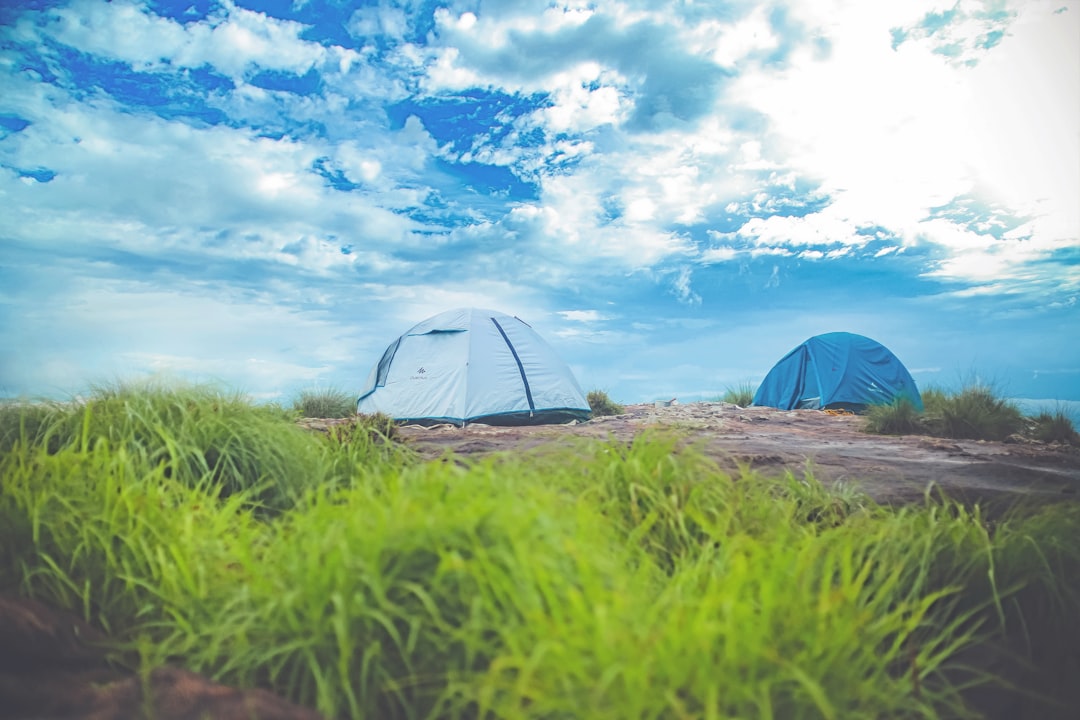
[377, 402, 1080, 508]
[0, 594, 323, 720]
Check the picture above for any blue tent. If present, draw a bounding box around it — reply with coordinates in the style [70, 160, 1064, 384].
[357, 308, 590, 426]
[752, 332, 923, 412]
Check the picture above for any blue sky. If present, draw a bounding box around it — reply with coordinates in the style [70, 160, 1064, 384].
[1, 0, 1077, 405]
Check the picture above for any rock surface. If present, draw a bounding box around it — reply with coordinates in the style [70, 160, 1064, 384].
[336, 402, 1080, 507]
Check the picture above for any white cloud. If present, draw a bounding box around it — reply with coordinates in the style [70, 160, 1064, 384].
[727, 211, 870, 249]
[736, 24, 970, 212]
[348, 2, 410, 43]
[917, 215, 1080, 291]
[46, 0, 188, 69]
[420, 2, 731, 131]
[45, 0, 361, 80]
[730, 0, 1077, 282]
[699, 246, 738, 264]
[961, 4, 1079, 234]
[751, 247, 793, 258]
[557, 310, 609, 322]
[696, 4, 780, 69]
[500, 172, 694, 269]
[670, 266, 701, 305]
[0, 77, 434, 273]
[349, 281, 548, 332]
[890, 0, 1017, 67]
[537, 63, 630, 132]
[419, 46, 486, 90]
[764, 264, 781, 288]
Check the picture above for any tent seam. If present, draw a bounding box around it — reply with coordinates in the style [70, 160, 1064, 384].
[490, 316, 536, 413]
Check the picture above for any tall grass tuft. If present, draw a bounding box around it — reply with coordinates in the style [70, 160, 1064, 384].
[920, 385, 950, 416]
[721, 381, 757, 407]
[1030, 409, 1079, 445]
[866, 384, 1040, 443]
[559, 433, 729, 570]
[864, 398, 923, 435]
[967, 502, 1080, 717]
[319, 412, 415, 487]
[587, 389, 624, 417]
[0, 440, 265, 633]
[292, 386, 357, 419]
[1, 381, 324, 510]
[0, 398, 65, 453]
[926, 385, 1024, 441]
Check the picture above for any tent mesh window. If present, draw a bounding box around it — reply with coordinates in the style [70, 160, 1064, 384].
[374, 337, 401, 388]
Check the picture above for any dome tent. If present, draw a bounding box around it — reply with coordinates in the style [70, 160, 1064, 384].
[356, 308, 590, 426]
[752, 332, 923, 412]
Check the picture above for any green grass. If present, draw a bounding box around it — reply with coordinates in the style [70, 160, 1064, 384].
[721, 381, 757, 407]
[1, 382, 1078, 719]
[291, 386, 357, 419]
[920, 386, 950, 417]
[1030, 409, 1080, 445]
[587, 389, 624, 417]
[864, 384, 1064, 444]
[0, 381, 405, 511]
[0, 398, 64, 454]
[864, 398, 923, 435]
[929, 385, 1024, 441]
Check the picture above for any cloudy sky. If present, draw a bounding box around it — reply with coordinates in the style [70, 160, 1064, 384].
[1, 0, 1077, 406]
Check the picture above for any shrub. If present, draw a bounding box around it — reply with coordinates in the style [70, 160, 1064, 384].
[864, 398, 923, 435]
[1030, 410, 1079, 445]
[721, 381, 756, 407]
[920, 385, 950, 416]
[863, 383, 1074, 445]
[587, 389, 624, 417]
[291, 386, 356, 418]
[933, 385, 1024, 441]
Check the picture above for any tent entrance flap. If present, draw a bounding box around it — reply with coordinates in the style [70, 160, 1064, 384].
[374, 337, 401, 387]
[490, 316, 535, 413]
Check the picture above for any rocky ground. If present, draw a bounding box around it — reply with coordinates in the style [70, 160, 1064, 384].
[385, 402, 1080, 508]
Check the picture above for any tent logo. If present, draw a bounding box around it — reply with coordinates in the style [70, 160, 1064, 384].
[417, 367, 426, 374]
[411, 366, 428, 380]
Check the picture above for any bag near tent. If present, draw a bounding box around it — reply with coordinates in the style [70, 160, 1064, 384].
[753, 332, 923, 412]
[356, 308, 590, 426]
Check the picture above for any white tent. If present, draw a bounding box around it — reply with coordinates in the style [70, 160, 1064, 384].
[356, 308, 590, 426]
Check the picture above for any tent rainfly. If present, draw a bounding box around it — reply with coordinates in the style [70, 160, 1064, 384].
[356, 308, 590, 426]
[752, 332, 923, 412]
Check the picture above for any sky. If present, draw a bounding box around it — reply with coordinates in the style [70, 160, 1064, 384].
[1, 0, 1078, 406]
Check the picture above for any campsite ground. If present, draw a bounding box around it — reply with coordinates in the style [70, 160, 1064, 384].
[368, 402, 1080, 508]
